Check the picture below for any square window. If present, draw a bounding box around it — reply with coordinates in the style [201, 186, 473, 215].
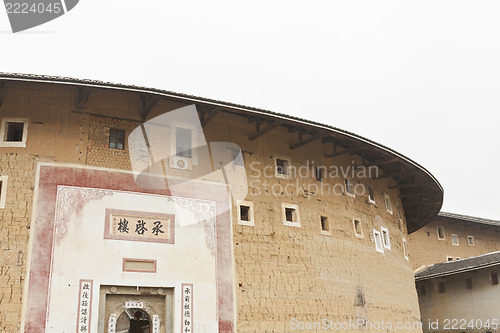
[176, 127, 192, 158]
[373, 229, 384, 253]
[451, 234, 459, 246]
[0, 176, 7, 209]
[0, 118, 28, 147]
[237, 201, 254, 226]
[275, 158, 290, 177]
[6, 122, 24, 141]
[384, 194, 393, 214]
[438, 281, 445, 293]
[381, 226, 391, 250]
[437, 227, 445, 240]
[109, 128, 125, 150]
[345, 178, 355, 197]
[491, 272, 498, 285]
[282, 203, 300, 227]
[467, 236, 475, 246]
[465, 278, 473, 289]
[403, 237, 409, 260]
[320, 216, 330, 234]
[353, 219, 363, 238]
[368, 187, 375, 204]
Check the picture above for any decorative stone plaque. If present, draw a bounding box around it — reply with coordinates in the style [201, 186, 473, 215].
[77, 280, 93, 333]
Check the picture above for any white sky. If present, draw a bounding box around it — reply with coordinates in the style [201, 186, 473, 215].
[0, 1, 498, 220]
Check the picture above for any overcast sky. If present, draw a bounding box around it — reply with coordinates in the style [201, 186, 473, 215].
[0, 1, 498, 220]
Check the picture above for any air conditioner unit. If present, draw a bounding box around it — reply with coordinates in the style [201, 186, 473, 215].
[169, 156, 192, 170]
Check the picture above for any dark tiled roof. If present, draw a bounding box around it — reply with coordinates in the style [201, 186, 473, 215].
[438, 212, 500, 227]
[415, 251, 500, 280]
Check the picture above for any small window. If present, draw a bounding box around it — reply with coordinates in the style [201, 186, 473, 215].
[456, 257, 460, 260]
[275, 157, 290, 178]
[368, 187, 375, 204]
[446, 256, 453, 262]
[282, 203, 300, 227]
[314, 166, 324, 182]
[176, 127, 192, 158]
[237, 201, 254, 226]
[403, 237, 409, 260]
[438, 281, 445, 293]
[381, 226, 391, 250]
[384, 193, 393, 214]
[373, 229, 384, 253]
[0, 176, 7, 209]
[345, 178, 355, 197]
[109, 128, 125, 150]
[419, 285, 426, 296]
[320, 216, 330, 234]
[0, 118, 28, 147]
[490, 272, 498, 285]
[465, 278, 473, 289]
[451, 234, 459, 246]
[353, 219, 363, 238]
[437, 227, 445, 240]
[467, 236, 475, 246]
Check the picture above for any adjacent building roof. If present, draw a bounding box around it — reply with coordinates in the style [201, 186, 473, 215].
[0, 72, 444, 233]
[415, 251, 500, 280]
[438, 212, 500, 228]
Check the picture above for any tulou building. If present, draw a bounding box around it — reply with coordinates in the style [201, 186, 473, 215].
[0, 73, 443, 332]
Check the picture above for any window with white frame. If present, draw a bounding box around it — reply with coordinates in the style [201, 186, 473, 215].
[381, 226, 391, 250]
[368, 187, 375, 204]
[353, 219, 363, 238]
[403, 237, 409, 260]
[344, 178, 355, 197]
[0, 176, 7, 208]
[0, 118, 29, 147]
[437, 227, 445, 240]
[237, 200, 254, 226]
[175, 127, 193, 158]
[383, 193, 392, 214]
[467, 235, 475, 246]
[282, 203, 300, 227]
[446, 256, 453, 262]
[170, 122, 198, 165]
[451, 234, 459, 246]
[274, 156, 290, 178]
[373, 229, 384, 253]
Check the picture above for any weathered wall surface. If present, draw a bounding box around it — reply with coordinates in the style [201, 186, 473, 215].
[417, 269, 500, 333]
[409, 217, 500, 270]
[0, 81, 424, 332]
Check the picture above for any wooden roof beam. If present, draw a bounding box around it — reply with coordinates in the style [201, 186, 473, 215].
[290, 132, 325, 150]
[76, 87, 91, 110]
[249, 120, 283, 141]
[389, 183, 425, 190]
[325, 145, 365, 159]
[140, 94, 160, 120]
[201, 109, 220, 127]
[374, 169, 419, 179]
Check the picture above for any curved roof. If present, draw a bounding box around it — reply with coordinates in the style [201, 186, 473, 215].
[0, 72, 443, 232]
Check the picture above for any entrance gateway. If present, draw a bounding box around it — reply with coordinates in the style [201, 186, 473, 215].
[100, 285, 173, 333]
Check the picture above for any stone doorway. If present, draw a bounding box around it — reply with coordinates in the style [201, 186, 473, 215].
[99, 285, 173, 333]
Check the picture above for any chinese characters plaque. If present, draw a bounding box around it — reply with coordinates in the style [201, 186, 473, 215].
[77, 279, 93, 333]
[182, 283, 193, 333]
[104, 209, 175, 244]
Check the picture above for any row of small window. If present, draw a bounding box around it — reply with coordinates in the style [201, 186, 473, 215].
[436, 227, 475, 246]
[274, 156, 400, 216]
[237, 201, 409, 259]
[419, 273, 499, 296]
